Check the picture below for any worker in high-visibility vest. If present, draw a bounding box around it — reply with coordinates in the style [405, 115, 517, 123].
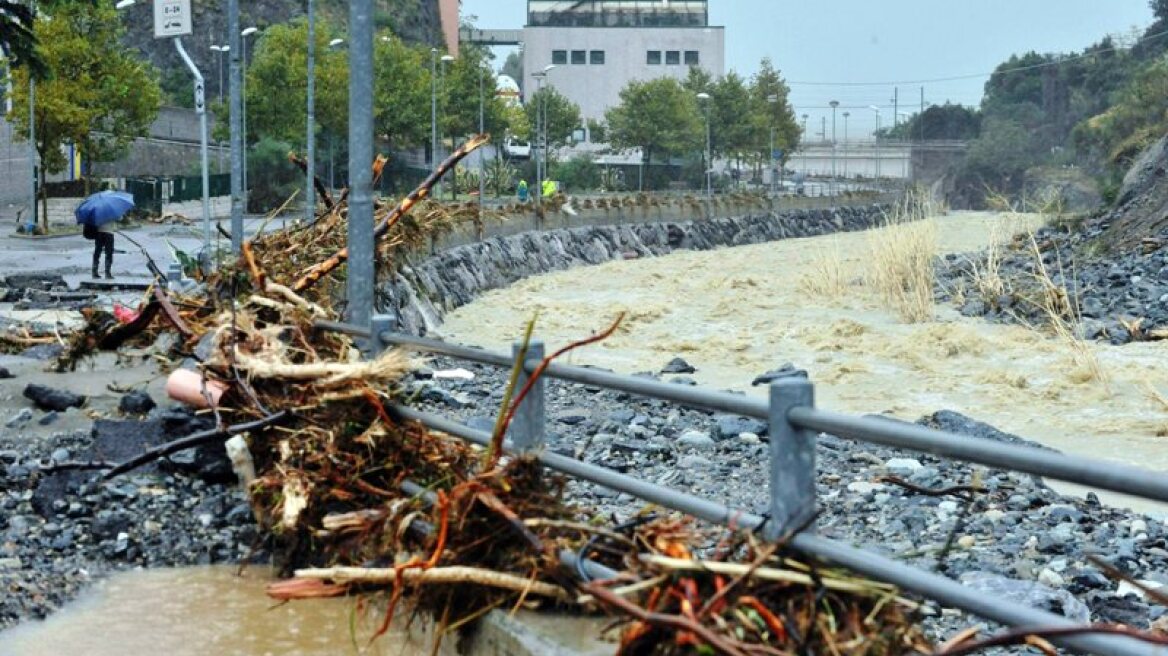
[542, 179, 557, 198]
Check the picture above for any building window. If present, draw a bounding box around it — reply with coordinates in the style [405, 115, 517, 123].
[685, 50, 700, 65]
[647, 50, 661, 65]
[571, 50, 586, 65]
[590, 50, 605, 65]
[666, 50, 680, 65]
[552, 50, 567, 65]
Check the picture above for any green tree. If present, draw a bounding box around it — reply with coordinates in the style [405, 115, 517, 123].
[439, 46, 509, 143]
[244, 19, 348, 148]
[7, 0, 161, 228]
[501, 51, 523, 92]
[605, 77, 701, 189]
[0, 0, 45, 78]
[523, 85, 582, 147]
[883, 103, 981, 141]
[374, 34, 430, 148]
[747, 58, 799, 176]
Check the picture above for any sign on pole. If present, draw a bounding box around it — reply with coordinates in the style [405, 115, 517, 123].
[193, 80, 205, 114]
[154, 0, 192, 38]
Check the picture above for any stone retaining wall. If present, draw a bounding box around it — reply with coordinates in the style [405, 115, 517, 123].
[384, 204, 890, 335]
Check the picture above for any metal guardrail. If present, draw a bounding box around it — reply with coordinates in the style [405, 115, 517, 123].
[316, 318, 1167, 656]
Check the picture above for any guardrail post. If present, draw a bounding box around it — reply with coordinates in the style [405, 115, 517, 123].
[166, 262, 183, 285]
[767, 378, 816, 541]
[370, 313, 394, 353]
[509, 340, 546, 452]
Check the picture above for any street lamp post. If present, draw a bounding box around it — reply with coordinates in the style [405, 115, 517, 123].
[767, 94, 778, 196]
[869, 106, 881, 181]
[478, 62, 485, 226]
[241, 27, 257, 207]
[532, 65, 555, 212]
[305, 0, 316, 223]
[440, 53, 454, 200]
[800, 113, 808, 186]
[899, 111, 912, 181]
[210, 44, 228, 174]
[697, 92, 711, 207]
[842, 111, 850, 184]
[829, 100, 839, 196]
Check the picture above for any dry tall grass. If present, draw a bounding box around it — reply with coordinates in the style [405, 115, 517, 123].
[798, 240, 849, 299]
[1023, 233, 1110, 389]
[866, 191, 939, 323]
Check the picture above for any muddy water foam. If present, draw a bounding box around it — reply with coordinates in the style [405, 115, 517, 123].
[438, 211, 1168, 514]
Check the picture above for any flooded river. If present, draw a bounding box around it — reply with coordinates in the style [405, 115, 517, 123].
[439, 211, 1168, 513]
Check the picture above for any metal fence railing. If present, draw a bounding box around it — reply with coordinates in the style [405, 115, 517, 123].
[314, 319, 1168, 656]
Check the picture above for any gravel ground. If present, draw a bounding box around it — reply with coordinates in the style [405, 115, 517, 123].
[937, 221, 1168, 344]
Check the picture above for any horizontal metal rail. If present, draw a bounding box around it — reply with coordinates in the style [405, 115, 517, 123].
[353, 325, 1168, 507]
[391, 404, 1160, 656]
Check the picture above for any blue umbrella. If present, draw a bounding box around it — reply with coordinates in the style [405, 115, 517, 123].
[75, 190, 135, 227]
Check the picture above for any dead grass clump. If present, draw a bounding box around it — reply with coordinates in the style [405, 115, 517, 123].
[1022, 233, 1110, 389]
[866, 191, 939, 323]
[797, 239, 849, 299]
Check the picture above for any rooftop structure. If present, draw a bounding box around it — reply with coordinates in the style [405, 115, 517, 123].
[527, 1, 709, 28]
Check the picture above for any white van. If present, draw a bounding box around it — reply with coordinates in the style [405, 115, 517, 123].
[503, 137, 531, 160]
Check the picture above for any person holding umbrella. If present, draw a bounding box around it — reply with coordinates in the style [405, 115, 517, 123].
[75, 190, 135, 279]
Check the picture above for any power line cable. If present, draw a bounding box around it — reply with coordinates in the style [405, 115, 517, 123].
[785, 26, 1168, 87]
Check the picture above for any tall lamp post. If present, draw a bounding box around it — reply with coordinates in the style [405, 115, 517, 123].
[869, 106, 881, 181]
[478, 62, 486, 223]
[767, 94, 778, 196]
[532, 65, 555, 211]
[898, 111, 912, 181]
[800, 113, 808, 184]
[240, 26, 257, 206]
[305, 0, 316, 223]
[430, 48, 438, 196]
[842, 111, 849, 185]
[829, 100, 839, 196]
[696, 92, 712, 206]
[440, 53, 454, 199]
[210, 44, 228, 174]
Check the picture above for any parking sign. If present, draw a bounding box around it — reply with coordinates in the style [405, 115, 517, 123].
[154, 0, 192, 38]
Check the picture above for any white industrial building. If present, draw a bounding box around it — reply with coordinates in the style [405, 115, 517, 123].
[465, 1, 725, 141]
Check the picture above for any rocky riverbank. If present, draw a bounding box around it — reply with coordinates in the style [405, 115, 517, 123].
[385, 205, 890, 335]
[937, 219, 1168, 344]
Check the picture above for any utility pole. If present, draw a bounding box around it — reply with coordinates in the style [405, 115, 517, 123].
[305, 0, 316, 224]
[842, 111, 849, 183]
[174, 39, 210, 272]
[767, 94, 778, 196]
[228, 0, 242, 254]
[829, 100, 839, 196]
[27, 0, 36, 229]
[430, 48, 439, 199]
[893, 87, 899, 129]
[801, 114, 808, 183]
[347, 0, 374, 336]
[478, 63, 485, 223]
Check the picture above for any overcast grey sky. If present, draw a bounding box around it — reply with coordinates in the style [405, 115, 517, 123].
[461, 0, 1155, 135]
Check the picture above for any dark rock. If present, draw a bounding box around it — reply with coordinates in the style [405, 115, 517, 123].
[660, 357, 696, 374]
[18, 343, 65, 361]
[164, 445, 234, 484]
[118, 391, 156, 415]
[712, 415, 768, 440]
[751, 363, 808, 386]
[0, 367, 13, 379]
[37, 411, 58, 426]
[22, 384, 86, 412]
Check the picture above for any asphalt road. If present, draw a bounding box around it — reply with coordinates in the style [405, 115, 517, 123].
[0, 217, 276, 289]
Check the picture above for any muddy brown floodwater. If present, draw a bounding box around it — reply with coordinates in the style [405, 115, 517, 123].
[0, 566, 425, 656]
[439, 211, 1168, 514]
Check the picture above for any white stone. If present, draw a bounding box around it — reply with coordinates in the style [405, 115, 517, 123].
[847, 481, 885, 494]
[1048, 558, 1069, 573]
[1038, 568, 1065, 587]
[983, 509, 1006, 523]
[938, 500, 960, 514]
[738, 432, 760, 445]
[957, 535, 976, 549]
[1131, 519, 1148, 535]
[884, 458, 923, 471]
[1117, 580, 1164, 600]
